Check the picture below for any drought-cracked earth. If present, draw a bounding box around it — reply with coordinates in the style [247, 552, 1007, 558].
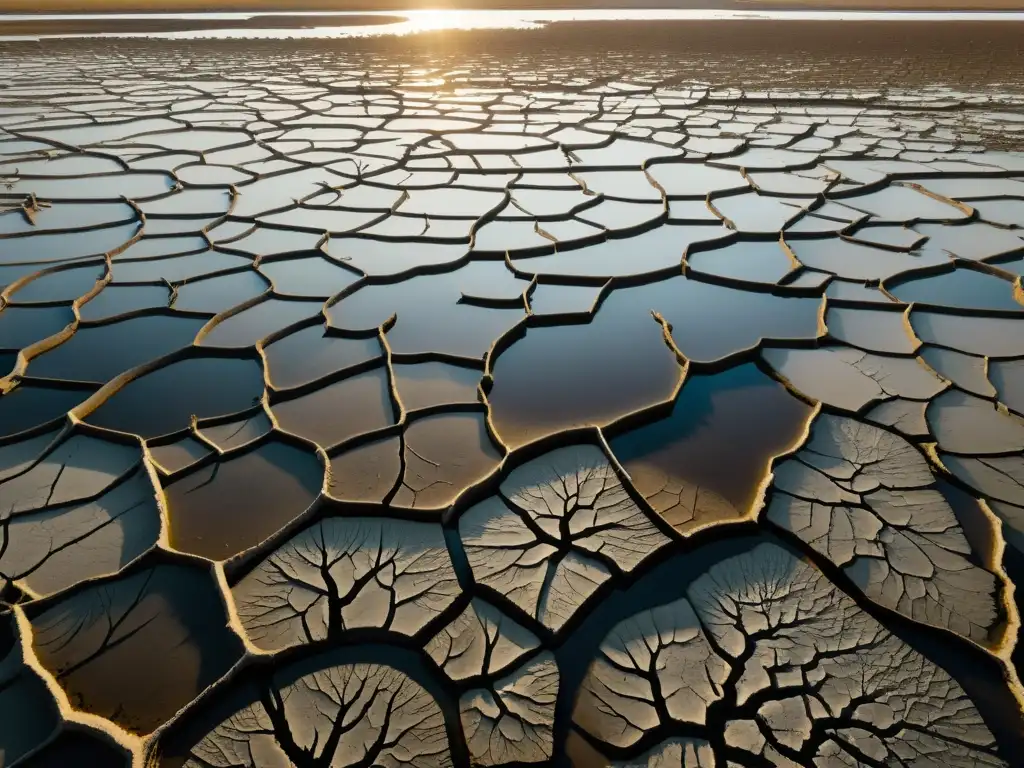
[1, 28, 1024, 768]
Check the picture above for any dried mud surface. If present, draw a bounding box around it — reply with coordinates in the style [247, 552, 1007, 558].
[1, 26, 1024, 768]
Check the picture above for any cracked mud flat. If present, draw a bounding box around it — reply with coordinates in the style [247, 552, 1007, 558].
[1, 20, 1024, 767]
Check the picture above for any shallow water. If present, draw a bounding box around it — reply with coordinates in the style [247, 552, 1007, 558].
[0, 22, 1023, 768]
[2, 8, 1024, 41]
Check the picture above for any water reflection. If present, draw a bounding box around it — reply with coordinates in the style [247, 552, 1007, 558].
[610, 363, 813, 533]
[3, 9, 1024, 41]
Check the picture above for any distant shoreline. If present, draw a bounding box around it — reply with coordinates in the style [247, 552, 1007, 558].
[0, 14, 405, 36]
[3, 1, 1023, 15]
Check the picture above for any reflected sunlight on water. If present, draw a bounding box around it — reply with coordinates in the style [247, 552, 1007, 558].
[1, 8, 1024, 40]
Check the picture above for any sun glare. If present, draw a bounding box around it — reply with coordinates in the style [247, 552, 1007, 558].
[400, 9, 538, 33]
